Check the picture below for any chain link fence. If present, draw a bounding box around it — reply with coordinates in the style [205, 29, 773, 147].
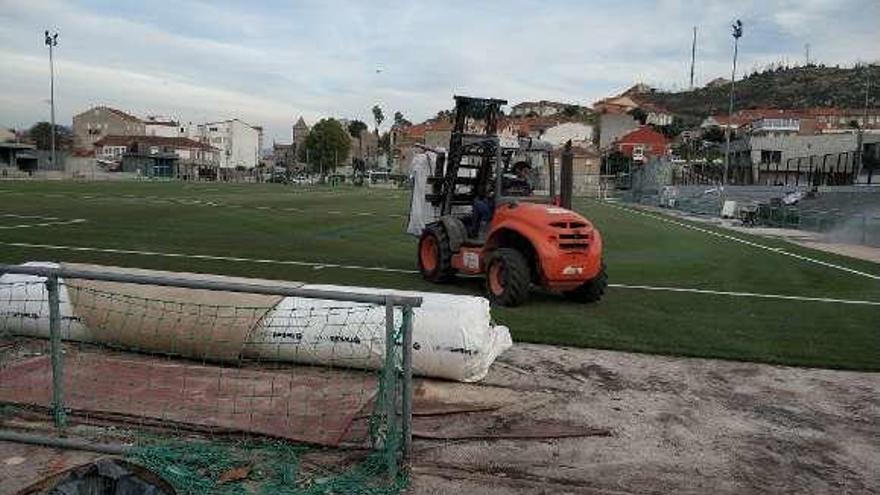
[610, 158, 880, 248]
[0, 264, 418, 494]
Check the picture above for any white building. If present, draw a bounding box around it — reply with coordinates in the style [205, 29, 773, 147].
[0, 128, 15, 142]
[143, 116, 181, 138]
[749, 117, 801, 135]
[540, 122, 595, 147]
[195, 119, 262, 169]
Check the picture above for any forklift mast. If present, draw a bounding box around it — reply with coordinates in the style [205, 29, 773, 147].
[427, 96, 508, 216]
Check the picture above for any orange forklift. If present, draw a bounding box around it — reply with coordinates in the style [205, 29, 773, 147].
[416, 96, 607, 306]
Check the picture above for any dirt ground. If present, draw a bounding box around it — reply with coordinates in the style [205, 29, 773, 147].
[408, 344, 880, 494]
[2, 341, 877, 494]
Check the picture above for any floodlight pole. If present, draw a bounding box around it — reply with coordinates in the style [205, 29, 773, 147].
[723, 20, 743, 194]
[45, 30, 59, 168]
[854, 69, 871, 184]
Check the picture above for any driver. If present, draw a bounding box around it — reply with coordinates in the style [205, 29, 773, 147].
[470, 161, 533, 237]
[504, 161, 533, 196]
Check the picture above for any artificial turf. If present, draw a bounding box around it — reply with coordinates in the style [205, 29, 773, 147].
[1, 181, 877, 370]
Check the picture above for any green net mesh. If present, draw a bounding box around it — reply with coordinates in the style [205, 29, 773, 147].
[0, 274, 411, 494]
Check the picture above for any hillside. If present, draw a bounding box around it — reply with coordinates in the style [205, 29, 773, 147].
[641, 64, 878, 124]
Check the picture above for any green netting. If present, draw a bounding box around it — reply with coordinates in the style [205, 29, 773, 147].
[128, 437, 406, 495]
[0, 275, 412, 494]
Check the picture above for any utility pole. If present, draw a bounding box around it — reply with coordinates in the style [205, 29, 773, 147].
[854, 68, 872, 184]
[723, 19, 743, 191]
[690, 26, 697, 90]
[45, 30, 59, 168]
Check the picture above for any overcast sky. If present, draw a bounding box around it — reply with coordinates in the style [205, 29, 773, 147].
[1, 0, 878, 144]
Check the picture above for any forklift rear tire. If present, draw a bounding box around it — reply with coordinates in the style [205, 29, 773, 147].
[418, 224, 454, 282]
[485, 248, 531, 307]
[564, 261, 607, 303]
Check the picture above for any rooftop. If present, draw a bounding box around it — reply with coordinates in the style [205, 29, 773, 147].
[89, 106, 142, 122]
[94, 135, 217, 151]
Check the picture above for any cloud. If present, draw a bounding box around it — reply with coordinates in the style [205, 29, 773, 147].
[1, 0, 878, 143]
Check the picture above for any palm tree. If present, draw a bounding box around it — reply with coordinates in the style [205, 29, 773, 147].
[347, 120, 368, 161]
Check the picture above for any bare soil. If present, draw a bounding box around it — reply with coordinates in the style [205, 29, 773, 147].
[408, 344, 880, 494]
[2, 339, 877, 494]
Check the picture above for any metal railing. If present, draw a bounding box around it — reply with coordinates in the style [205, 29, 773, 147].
[0, 263, 421, 487]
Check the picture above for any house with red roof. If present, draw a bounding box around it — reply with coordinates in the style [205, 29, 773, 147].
[93, 135, 219, 166]
[614, 126, 671, 162]
[72, 106, 146, 151]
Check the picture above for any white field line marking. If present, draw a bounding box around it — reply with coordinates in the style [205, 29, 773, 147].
[599, 201, 880, 281]
[0, 190, 403, 219]
[608, 283, 880, 306]
[0, 220, 86, 230]
[1, 213, 60, 220]
[0, 241, 419, 274]
[2, 240, 878, 305]
[0, 216, 86, 230]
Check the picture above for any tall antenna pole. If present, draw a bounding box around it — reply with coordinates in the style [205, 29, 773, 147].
[805, 43, 811, 66]
[723, 20, 743, 192]
[690, 26, 697, 90]
[45, 30, 59, 168]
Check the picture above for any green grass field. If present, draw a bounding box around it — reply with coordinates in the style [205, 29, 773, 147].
[1, 181, 878, 370]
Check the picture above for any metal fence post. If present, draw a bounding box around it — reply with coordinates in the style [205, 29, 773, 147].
[45, 274, 66, 429]
[401, 305, 414, 463]
[383, 299, 398, 480]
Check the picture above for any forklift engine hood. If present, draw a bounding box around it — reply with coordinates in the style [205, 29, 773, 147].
[494, 201, 595, 235]
[490, 201, 603, 287]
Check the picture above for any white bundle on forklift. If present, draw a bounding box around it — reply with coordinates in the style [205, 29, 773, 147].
[0, 263, 512, 382]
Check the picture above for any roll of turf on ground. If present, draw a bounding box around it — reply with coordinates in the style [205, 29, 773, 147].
[243, 284, 512, 382]
[0, 262, 512, 382]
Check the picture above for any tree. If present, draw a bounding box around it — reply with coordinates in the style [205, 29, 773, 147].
[628, 107, 648, 125]
[562, 105, 580, 118]
[702, 127, 726, 143]
[435, 109, 454, 121]
[371, 105, 384, 134]
[656, 116, 688, 139]
[27, 122, 73, 151]
[347, 119, 368, 161]
[298, 118, 351, 175]
[393, 111, 412, 128]
[378, 131, 391, 157]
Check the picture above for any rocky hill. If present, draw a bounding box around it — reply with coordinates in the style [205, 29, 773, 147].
[641, 64, 878, 124]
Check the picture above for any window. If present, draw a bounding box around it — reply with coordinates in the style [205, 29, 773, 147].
[633, 145, 645, 161]
[152, 163, 172, 177]
[761, 150, 782, 164]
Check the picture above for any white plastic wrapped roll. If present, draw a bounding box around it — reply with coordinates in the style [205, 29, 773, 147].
[0, 264, 513, 382]
[244, 284, 513, 382]
[0, 262, 91, 341]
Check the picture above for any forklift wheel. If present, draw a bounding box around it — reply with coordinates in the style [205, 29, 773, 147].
[485, 248, 531, 307]
[418, 224, 454, 282]
[564, 261, 607, 303]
